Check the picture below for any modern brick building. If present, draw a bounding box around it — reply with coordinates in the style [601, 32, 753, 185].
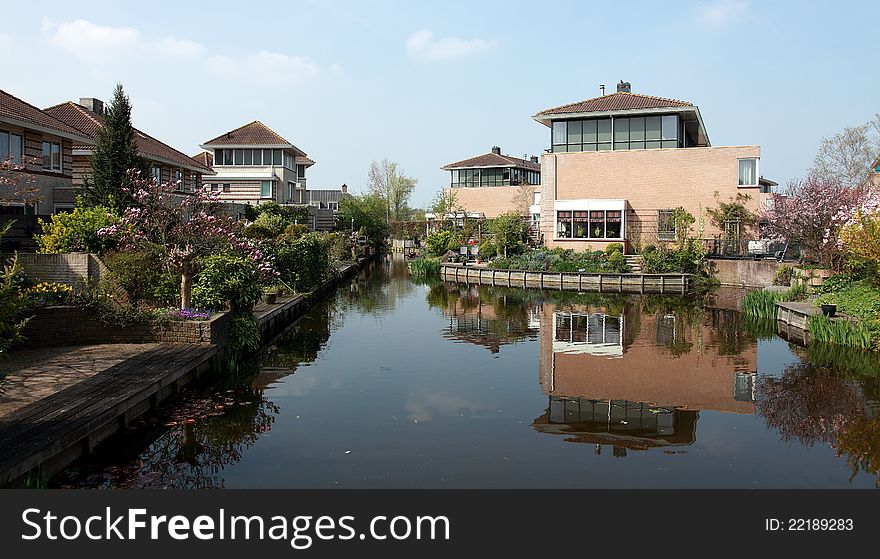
[44, 98, 213, 207]
[533, 81, 772, 253]
[198, 121, 314, 208]
[441, 146, 542, 227]
[1, 90, 93, 216]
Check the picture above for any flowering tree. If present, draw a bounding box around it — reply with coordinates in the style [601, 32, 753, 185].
[99, 171, 276, 309]
[839, 190, 880, 269]
[760, 175, 870, 268]
[0, 156, 41, 206]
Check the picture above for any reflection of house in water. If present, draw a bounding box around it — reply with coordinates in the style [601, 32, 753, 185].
[535, 301, 758, 452]
[533, 396, 698, 454]
[437, 285, 540, 354]
[553, 311, 624, 357]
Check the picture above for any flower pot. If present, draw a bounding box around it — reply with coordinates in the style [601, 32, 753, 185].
[820, 304, 836, 317]
[263, 292, 277, 305]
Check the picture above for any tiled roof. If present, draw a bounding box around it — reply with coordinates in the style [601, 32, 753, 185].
[1, 90, 93, 141]
[44, 102, 211, 173]
[295, 155, 315, 167]
[442, 152, 540, 171]
[192, 150, 214, 168]
[535, 91, 693, 117]
[202, 121, 293, 147]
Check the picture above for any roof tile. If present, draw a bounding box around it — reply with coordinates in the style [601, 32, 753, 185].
[44, 102, 211, 173]
[535, 91, 693, 117]
[1, 90, 93, 140]
[442, 152, 540, 171]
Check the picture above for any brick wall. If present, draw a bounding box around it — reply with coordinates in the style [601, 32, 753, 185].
[21, 306, 230, 347]
[13, 252, 90, 285]
[445, 185, 540, 218]
[540, 146, 770, 252]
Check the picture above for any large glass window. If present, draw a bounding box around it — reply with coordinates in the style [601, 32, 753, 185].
[42, 141, 51, 169]
[151, 165, 162, 184]
[272, 149, 282, 165]
[658, 209, 676, 241]
[606, 210, 622, 238]
[297, 164, 306, 178]
[557, 209, 622, 239]
[10, 133, 22, 164]
[0, 131, 8, 161]
[552, 121, 567, 145]
[573, 211, 589, 238]
[557, 211, 573, 238]
[738, 158, 757, 186]
[243, 150, 253, 165]
[551, 115, 680, 152]
[51, 143, 61, 171]
[261, 180, 273, 198]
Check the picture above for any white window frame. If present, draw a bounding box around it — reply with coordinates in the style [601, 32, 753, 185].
[260, 180, 274, 199]
[737, 158, 759, 187]
[553, 199, 626, 241]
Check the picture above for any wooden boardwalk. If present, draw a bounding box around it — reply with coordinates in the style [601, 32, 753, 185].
[0, 343, 215, 486]
[440, 264, 693, 294]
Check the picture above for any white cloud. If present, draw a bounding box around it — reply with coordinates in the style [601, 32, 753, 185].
[42, 18, 141, 62]
[40, 18, 318, 85]
[153, 36, 207, 60]
[205, 50, 318, 85]
[697, 0, 750, 26]
[406, 29, 496, 61]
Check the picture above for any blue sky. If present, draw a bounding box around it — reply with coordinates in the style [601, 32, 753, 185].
[2, 0, 878, 207]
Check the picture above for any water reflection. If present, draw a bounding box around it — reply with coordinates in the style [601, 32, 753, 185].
[53, 263, 880, 488]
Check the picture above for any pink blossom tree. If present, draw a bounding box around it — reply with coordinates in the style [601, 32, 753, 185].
[760, 174, 871, 268]
[99, 171, 276, 309]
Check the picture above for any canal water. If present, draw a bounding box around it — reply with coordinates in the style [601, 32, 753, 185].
[55, 257, 880, 488]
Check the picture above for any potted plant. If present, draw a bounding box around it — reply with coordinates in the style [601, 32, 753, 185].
[820, 303, 836, 317]
[262, 286, 278, 304]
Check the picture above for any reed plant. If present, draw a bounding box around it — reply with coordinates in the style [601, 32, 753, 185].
[807, 315, 874, 350]
[409, 256, 441, 279]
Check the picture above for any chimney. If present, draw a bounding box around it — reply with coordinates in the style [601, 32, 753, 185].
[491, 146, 501, 155]
[616, 80, 631, 93]
[78, 97, 104, 115]
[530, 156, 539, 164]
[341, 183, 348, 193]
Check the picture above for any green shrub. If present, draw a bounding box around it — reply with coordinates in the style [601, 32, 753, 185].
[410, 256, 440, 278]
[605, 242, 624, 255]
[243, 223, 275, 240]
[276, 232, 330, 292]
[773, 265, 794, 286]
[608, 251, 628, 272]
[103, 250, 179, 307]
[478, 239, 497, 259]
[278, 223, 310, 243]
[252, 212, 286, 237]
[816, 273, 854, 294]
[642, 244, 656, 254]
[426, 230, 453, 257]
[36, 204, 118, 254]
[1, 253, 30, 359]
[228, 314, 261, 354]
[192, 253, 262, 311]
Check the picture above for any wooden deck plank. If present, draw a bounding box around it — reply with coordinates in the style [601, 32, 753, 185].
[0, 344, 215, 483]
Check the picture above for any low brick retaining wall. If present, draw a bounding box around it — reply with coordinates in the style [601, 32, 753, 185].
[21, 306, 230, 347]
[708, 258, 782, 288]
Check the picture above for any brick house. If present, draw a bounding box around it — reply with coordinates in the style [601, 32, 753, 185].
[1, 89, 94, 217]
[441, 146, 542, 229]
[44, 98, 212, 207]
[198, 121, 314, 208]
[533, 81, 772, 253]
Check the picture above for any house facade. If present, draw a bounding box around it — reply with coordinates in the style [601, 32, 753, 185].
[44, 98, 212, 207]
[1, 90, 93, 216]
[534, 81, 771, 253]
[442, 146, 542, 227]
[199, 121, 314, 207]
